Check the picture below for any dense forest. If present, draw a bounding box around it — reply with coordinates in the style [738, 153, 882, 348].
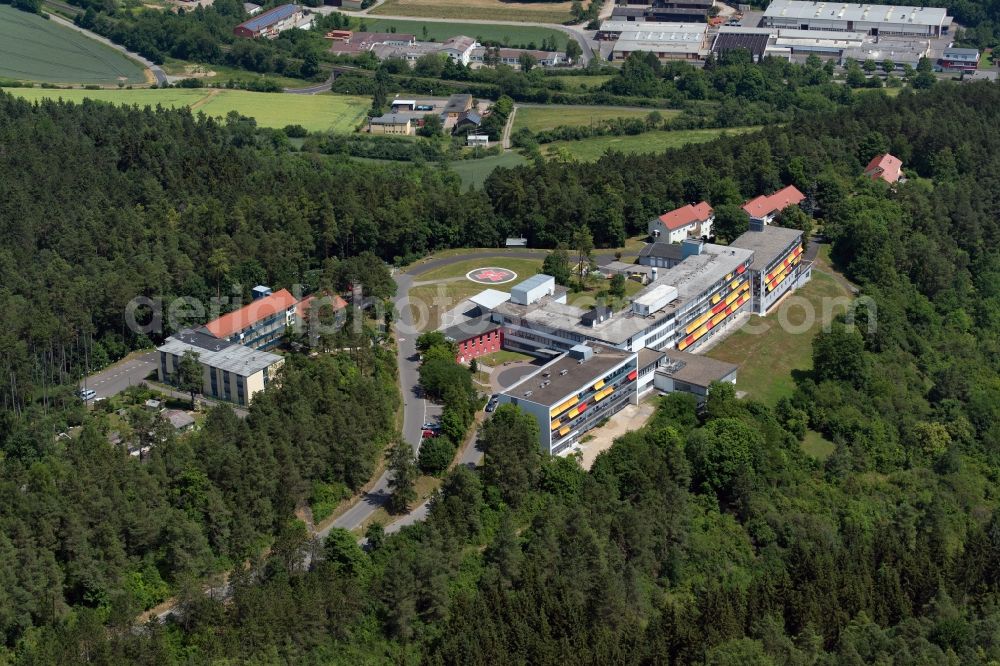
[4, 74, 1000, 661]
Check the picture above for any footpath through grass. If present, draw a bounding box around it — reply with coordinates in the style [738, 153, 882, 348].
[543, 126, 763, 161]
[515, 105, 675, 133]
[368, 0, 573, 23]
[3, 87, 370, 132]
[0, 6, 147, 85]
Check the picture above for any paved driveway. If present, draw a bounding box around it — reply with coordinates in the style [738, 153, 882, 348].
[82, 352, 157, 400]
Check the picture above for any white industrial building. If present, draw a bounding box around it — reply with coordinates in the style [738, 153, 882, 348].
[761, 0, 952, 37]
[611, 23, 710, 61]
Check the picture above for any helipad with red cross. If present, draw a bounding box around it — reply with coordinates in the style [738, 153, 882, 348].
[465, 267, 518, 285]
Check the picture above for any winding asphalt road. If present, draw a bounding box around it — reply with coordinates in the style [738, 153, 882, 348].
[321, 249, 555, 536]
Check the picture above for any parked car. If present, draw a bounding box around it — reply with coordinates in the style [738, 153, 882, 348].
[422, 429, 436, 439]
[485, 396, 499, 412]
[77, 388, 97, 401]
[422, 422, 438, 430]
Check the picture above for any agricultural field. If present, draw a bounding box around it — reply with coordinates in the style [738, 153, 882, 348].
[2, 88, 370, 132]
[451, 152, 527, 189]
[0, 6, 147, 85]
[706, 265, 853, 406]
[356, 18, 570, 48]
[547, 75, 615, 91]
[543, 126, 763, 161]
[367, 0, 573, 25]
[515, 105, 674, 133]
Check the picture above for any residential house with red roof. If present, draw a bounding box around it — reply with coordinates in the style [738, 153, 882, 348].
[742, 185, 805, 225]
[648, 201, 714, 244]
[201, 286, 298, 351]
[864, 153, 903, 184]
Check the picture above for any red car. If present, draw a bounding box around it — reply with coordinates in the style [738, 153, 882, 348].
[422, 429, 436, 439]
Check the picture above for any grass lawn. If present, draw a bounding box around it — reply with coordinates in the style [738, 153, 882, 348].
[544, 126, 763, 161]
[0, 6, 147, 85]
[706, 268, 852, 406]
[451, 152, 527, 189]
[2, 87, 370, 132]
[409, 256, 543, 331]
[548, 75, 615, 91]
[515, 105, 675, 133]
[161, 58, 308, 90]
[357, 17, 570, 46]
[476, 350, 534, 366]
[802, 429, 836, 461]
[368, 0, 572, 23]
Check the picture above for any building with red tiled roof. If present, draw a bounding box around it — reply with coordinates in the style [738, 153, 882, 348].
[742, 185, 805, 224]
[648, 201, 714, 243]
[202, 288, 297, 350]
[864, 153, 903, 184]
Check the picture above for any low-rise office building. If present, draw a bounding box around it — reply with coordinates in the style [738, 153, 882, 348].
[729, 222, 810, 314]
[498, 343, 639, 454]
[369, 114, 413, 135]
[939, 47, 979, 71]
[157, 329, 284, 406]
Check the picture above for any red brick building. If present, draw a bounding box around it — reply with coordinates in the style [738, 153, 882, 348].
[442, 317, 503, 364]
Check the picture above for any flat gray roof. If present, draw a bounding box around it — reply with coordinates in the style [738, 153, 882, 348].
[497, 243, 752, 345]
[658, 348, 738, 388]
[639, 242, 685, 262]
[503, 344, 634, 406]
[729, 226, 803, 272]
[638, 346, 666, 370]
[158, 336, 282, 376]
[763, 0, 949, 27]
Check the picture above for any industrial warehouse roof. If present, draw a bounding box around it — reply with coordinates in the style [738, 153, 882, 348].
[763, 0, 949, 27]
[742, 185, 805, 218]
[657, 348, 738, 389]
[203, 289, 297, 339]
[729, 225, 804, 272]
[503, 344, 633, 406]
[614, 26, 708, 53]
[712, 31, 772, 58]
[657, 201, 713, 231]
[599, 20, 702, 33]
[158, 337, 283, 376]
[236, 3, 300, 32]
